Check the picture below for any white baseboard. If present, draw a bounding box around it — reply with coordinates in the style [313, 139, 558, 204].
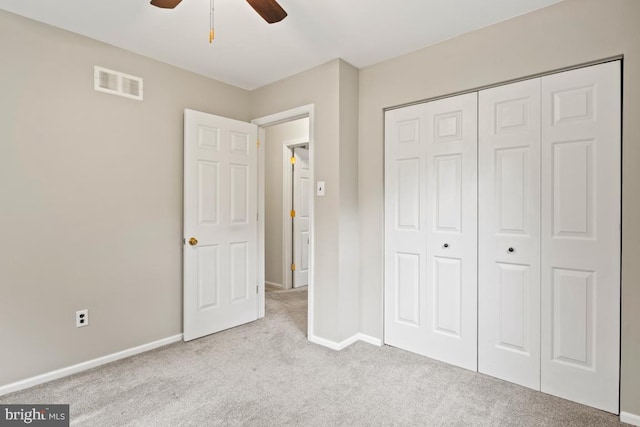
[336, 334, 361, 349]
[308, 334, 345, 350]
[355, 333, 383, 347]
[0, 334, 183, 397]
[265, 281, 284, 289]
[621, 411, 640, 426]
[309, 333, 383, 350]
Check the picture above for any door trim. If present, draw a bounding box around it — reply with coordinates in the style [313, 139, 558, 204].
[252, 105, 315, 338]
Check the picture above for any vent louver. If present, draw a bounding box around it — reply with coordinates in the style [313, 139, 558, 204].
[94, 66, 143, 101]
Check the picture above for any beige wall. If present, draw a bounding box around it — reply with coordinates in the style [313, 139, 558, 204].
[0, 10, 250, 386]
[358, 0, 640, 414]
[252, 59, 360, 342]
[264, 118, 309, 287]
[337, 61, 361, 340]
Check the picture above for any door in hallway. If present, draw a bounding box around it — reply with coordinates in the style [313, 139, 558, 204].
[293, 146, 310, 288]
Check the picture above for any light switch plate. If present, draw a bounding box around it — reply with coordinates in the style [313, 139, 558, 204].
[317, 181, 325, 196]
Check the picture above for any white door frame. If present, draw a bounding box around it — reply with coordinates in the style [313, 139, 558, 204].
[252, 105, 315, 337]
[282, 138, 310, 290]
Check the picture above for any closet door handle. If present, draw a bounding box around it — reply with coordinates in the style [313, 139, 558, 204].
[508, 247, 514, 253]
[443, 243, 449, 248]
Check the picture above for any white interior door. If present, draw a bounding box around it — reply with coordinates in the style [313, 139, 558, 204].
[183, 109, 259, 342]
[424, 93, 478, 371]
[384, 103, 428, 355]
[293, 147, 310, 288]
[540, 61, 621, 413]
[478, 78, 542, 389]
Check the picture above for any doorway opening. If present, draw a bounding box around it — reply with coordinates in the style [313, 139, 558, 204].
[262, 119, 309, 291]
[284, 142, 311, 289]
[253, 105, 315, 338]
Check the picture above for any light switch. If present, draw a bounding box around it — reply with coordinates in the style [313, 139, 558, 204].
[316, 181, 325, 196]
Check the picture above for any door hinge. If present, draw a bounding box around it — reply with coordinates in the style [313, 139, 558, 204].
[290, 210, 296, 218]
[291, 263, 296, 271]
[257, 139, 260, 148]
[256, 285, 259, 294]
[290, 156, 296, 165]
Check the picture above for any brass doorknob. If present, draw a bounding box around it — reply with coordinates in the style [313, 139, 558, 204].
[189, 237, 198, 246]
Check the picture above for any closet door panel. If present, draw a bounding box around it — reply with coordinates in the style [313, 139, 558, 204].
[425, 93, 478, 371]
[478, 78, 541, 389]
[541, 61, 620, 414]
[384, 104, 429, 355]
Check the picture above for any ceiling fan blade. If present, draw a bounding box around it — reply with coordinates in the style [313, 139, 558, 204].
[246, 0, 288, 24]
[150, 0, 183, 9]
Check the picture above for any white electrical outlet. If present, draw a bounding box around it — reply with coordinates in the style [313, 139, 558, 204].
[76, 309, 89, 328]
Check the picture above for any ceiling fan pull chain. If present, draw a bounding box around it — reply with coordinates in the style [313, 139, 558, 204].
[209, 0, 215, 43]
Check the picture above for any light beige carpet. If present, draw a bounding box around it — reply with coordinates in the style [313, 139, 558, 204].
[1, 288, 623, 426]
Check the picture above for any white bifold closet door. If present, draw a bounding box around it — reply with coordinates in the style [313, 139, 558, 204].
[424, 94, 478, 370]
[479, 61, 620, 413]
[384, 103, 428, 356]
[540, 61, 621, 413]
[385, 61, 620, 414]
[384, 93, 477, 371]
[478, 78, 542, 389]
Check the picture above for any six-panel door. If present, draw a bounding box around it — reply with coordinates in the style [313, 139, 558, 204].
[183, 109, 258, 342]
[384, 94, 478, 370]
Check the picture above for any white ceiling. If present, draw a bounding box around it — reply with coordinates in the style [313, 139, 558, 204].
[0, 0, 561, 90]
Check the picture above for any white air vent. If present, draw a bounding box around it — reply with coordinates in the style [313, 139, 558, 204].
[94, 66, 143, 101]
